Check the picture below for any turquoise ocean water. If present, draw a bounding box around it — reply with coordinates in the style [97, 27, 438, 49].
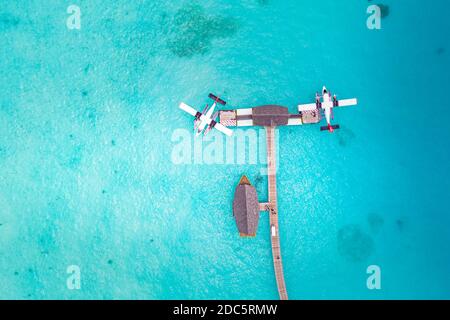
[1, 0, 449, 299]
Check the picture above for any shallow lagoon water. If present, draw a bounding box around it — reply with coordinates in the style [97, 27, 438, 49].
[0, 0, 449, 299]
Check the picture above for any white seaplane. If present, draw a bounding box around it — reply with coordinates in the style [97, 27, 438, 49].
[179, 93, 233, 137]
[298, 86, 358, 132]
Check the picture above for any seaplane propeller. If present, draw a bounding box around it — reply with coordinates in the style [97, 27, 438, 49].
[179, 93, 233, 137]
[298, 86, 358, 133]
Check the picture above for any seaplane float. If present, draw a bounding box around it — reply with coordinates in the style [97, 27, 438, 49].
[298, 86, 358, 132]
[179, 93, 233, 137]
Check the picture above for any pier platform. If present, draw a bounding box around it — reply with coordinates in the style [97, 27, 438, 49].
[219, 105, 319, 128]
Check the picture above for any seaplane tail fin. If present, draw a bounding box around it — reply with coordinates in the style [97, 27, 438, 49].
[320, 124, 340, 132]
[208, 93, 227, 106]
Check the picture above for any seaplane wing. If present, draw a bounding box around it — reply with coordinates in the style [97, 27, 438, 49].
[179, 101, 233, 136]
[214, 123, 233, 136]
[335, 98, 358, 107]
[298, 103, 318, 112]
[179, 102, 198, 117]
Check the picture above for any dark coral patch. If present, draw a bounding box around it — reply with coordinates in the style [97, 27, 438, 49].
[167, 4, 238, 57]
[436, 47, 445, 55]
[337, 224, 375, 262]
[0, 13, 20, 31]
[84, 64, 91, 74]
[396, 218, 406, 231]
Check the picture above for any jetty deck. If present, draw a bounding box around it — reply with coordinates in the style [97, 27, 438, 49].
[265, 126, 288, 300]
[218, 96, 357, 300]
[221, 107, 290, 300]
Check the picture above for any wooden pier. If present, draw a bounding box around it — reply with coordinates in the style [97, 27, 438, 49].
[184, 93, 358, 300]
[265, 126, 288, 300]
[223, 106, 292, 300]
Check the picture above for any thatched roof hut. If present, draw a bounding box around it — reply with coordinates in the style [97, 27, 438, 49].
[232, 176, 260, 237]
